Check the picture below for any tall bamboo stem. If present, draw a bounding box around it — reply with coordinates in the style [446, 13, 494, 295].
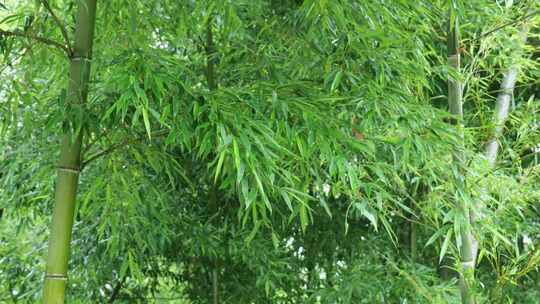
[43, 1, 97, 303]
[447, 16, 476, 304]
[206, 16, 220, 304]
[470, 14, 531, 264]
[484, 26, 530, 167]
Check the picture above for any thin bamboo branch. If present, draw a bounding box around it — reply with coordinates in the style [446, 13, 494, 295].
[81, 129, 169, 168]
[0, 48, 29, 74]
[0, 29, 70, 55]
[82, 130, 104, 155]
[39, 0, 72, 53]
[470, 9, 538, 44]
[206, 16, 220, 304]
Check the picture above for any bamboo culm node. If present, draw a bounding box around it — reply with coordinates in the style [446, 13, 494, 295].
[56, 166, 80, 174]
[45, 274, 68, 281]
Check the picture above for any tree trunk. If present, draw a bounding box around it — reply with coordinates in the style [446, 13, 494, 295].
[43, 1, 98, 303]
[447, 15, 476, 304]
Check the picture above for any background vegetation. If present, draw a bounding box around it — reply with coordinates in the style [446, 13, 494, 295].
[1, 0, 539, 303]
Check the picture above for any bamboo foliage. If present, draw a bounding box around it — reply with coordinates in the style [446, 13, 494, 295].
[43, 1, 98, 303]
[0, 0, 539, 303]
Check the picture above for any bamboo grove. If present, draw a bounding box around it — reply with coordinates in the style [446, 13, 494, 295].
[1, 0, 539, 303]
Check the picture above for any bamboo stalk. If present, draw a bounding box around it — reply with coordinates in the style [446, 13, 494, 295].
[470, 13, 532, 264]
[205, 16, 217, 91]
[212, 268, 219, 304]
[43, 1, 97, 303]
[449, 10, 532, 304]
[484, 27, 530, 167]
[206, 16, 220, 304]
[39, 0, 72, 51]
[447, 15, 476, 304]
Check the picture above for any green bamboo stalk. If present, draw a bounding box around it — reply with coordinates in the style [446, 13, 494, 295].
[43, 1, 97, 303]
[447, 15, 476, 304]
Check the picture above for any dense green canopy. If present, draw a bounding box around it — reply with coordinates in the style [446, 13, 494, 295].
[1, 0, 539, 303]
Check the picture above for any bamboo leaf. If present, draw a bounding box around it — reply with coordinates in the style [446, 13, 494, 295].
[439, 229, 453, 264]
[252, 168, 271, 212]
[142, 107, 151, 139]
[214, 150, 226, 183]
[330, 70, 343, 92]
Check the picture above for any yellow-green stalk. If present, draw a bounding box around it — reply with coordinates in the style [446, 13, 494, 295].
[43, 1, 97, 303]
